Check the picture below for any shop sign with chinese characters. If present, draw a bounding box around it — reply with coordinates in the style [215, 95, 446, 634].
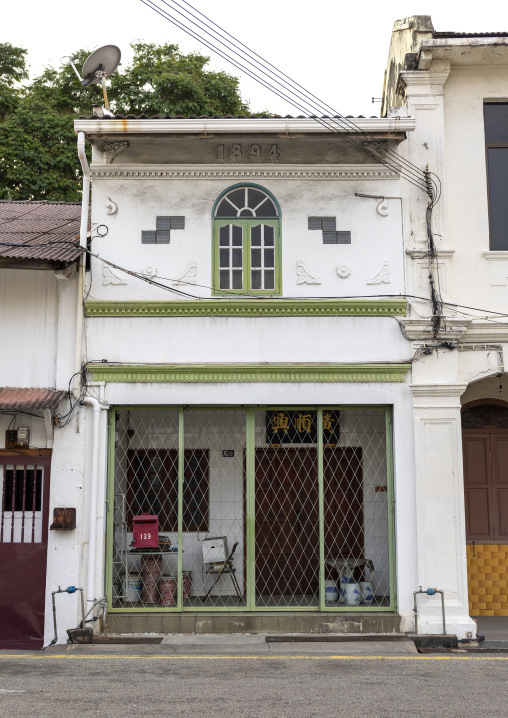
[266, 410, 340, 445]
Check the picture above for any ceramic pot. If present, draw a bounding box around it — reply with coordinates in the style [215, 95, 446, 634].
[344, 582, 361, 606]
[360, 581, 374, 605]
[324, 580, 339, 603]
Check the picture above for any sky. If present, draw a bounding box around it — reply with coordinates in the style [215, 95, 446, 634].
[4, 0, 505, 117]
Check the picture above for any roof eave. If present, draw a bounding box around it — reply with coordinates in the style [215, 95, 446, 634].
[0, 256, 81, 271]
[74, 117, 416, 135]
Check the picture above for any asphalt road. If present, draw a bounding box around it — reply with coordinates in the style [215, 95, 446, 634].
[0, 639, 507, 717]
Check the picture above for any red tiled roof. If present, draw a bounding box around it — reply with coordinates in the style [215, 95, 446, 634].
[0, 201, 85, 265]
[0, 387, 67, 411]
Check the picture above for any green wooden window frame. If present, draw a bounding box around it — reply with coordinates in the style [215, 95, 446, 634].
[212, 184, 282, 296]
[213, 219, 281, 296]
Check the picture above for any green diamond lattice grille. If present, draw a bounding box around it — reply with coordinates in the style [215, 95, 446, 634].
[108, 407, 393, 611]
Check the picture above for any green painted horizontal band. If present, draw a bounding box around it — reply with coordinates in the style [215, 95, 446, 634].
[88, 363, 411, 383]
[84, 299, 408, 318]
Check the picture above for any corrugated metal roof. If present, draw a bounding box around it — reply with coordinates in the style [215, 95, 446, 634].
[0, 387, 67, 411]
[433, 32, 508, 38]
[79, 113, 380, 120]
[0, 201, 85, 264]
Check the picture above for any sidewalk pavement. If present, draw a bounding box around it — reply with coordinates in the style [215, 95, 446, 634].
[1, 633, 419, 657]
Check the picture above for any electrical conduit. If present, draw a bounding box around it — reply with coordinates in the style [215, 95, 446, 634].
[83, 397, 100, 607]
[75, 132, 89, 393]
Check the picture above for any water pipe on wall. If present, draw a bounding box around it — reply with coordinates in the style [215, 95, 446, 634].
[48, 586, 85, 646]
[413, 586, 446, 635]
[83, 396, 100, 608]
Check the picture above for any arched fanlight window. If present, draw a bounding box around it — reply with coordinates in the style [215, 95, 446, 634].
[212, 185, 281, 295]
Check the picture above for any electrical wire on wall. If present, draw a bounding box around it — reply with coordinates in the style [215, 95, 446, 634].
[136, 0, 444, 325]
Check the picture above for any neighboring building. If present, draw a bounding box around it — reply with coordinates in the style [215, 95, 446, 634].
[0, 201, 85, 648]
[382, 18, 508, 629]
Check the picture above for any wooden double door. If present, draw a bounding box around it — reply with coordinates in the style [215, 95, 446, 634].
[254, 447, 363, 597]
[463, 429, 508, 541]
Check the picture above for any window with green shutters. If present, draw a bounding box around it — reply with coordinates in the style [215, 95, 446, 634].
[212, 185, 281, 295]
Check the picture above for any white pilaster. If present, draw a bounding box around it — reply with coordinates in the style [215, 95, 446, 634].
[410, 383, 476, 638]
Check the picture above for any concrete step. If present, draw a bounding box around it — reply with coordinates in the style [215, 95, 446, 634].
[104, 611, 401, 635]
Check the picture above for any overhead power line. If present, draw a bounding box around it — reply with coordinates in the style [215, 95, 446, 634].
[138, 0, 435, 196]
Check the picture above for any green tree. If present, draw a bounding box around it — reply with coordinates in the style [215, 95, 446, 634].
[109, 42, 249, 116]
[0, 42, 253, 201]
[0, 43, 28, 117]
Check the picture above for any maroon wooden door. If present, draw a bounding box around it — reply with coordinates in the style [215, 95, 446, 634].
[463, 430, 508, 541]
[323, 448, 364, 561]
[255, 448, 318, 597]
[0, 454, 51, 649]
[254, 447, 363, 597]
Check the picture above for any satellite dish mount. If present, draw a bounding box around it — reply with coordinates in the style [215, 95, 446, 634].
[61, 45, 121, 111]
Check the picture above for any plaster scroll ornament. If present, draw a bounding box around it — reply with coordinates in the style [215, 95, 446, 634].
[105, 197, 118, 215]
[336, 263, 352, 279]
[102, 265, 127, 285]
[296, 260, 321, 285]
[172, 261, 197, 285]
[103, 141, 129, 164]
[141, 264, 158, 279]
[376, 198, 389, 217]
[366, 260, 391, 285]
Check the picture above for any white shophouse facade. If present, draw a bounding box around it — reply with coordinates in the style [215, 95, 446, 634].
[67, 110, 425, 640]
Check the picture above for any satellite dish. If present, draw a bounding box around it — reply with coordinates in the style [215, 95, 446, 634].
[81, 45, 121, 87]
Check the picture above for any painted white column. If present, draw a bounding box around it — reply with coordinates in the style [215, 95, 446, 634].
[400, 67, 451, 311]
[410, 383, 476, 638]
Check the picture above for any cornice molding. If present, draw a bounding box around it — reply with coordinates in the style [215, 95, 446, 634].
[84, 299, 408, 318]
[400, 70, 451, 87]
[410, 383, 468, 398]
[400, 317, 471, 340]
[87, 363, 412, 384]
[482, 251, 508, 262]
[75, 117, 416, 135]
[89, 164, 400, 181]
[464, 322, 508, 343]
[406, 249, 455, 259]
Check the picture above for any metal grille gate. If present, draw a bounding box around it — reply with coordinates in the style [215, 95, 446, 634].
[0, 455, 51, 648]
[107, 407, 395, 612]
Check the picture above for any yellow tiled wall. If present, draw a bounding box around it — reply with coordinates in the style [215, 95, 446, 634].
[467, 544, 508, 616]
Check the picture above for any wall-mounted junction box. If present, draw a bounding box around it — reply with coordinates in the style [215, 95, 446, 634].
[5, 427, 30, 448]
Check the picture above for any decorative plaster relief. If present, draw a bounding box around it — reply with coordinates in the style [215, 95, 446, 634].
[296, 261, 321, 285]
[376, 199, 389, 216]
[103, 141, 129, 164]
[105, 197, 118, 215]
[90, 164, 399, 181]
[366, 260, 391, 285]
[336, 264, 352, 279]
[172, 261, 197, 286]
[102, 265, 127, 285]
[141, 264, 158, 279]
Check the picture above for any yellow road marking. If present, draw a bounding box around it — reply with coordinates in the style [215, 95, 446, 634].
[0, 653, 508, 661]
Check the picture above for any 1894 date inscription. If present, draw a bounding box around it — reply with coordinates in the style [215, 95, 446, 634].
[217, 143, 280, 163]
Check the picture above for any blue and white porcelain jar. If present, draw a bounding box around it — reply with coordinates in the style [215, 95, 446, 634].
[344, 582, 362, 606]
